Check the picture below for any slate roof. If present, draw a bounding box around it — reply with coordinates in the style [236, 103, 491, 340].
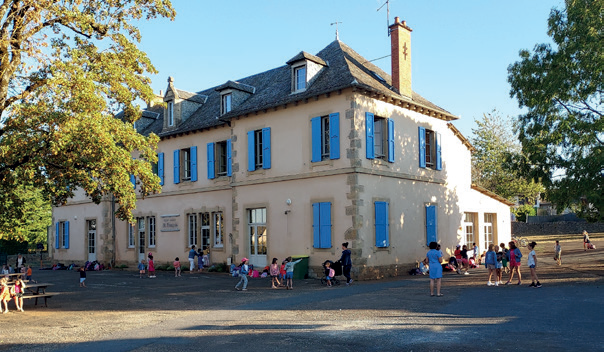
[286, 51, 328, 66]
[157, 40, 457, 138]
[175, 89, 208, 104]
[215, 80, 256, 94]
[137, 104, 164, 137]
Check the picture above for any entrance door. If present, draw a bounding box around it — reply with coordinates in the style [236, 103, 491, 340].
[248, 208, 267, 268]
[137, 217, 146, 262]
[87, 220, 96, 262]
[483, 213, 495, 251]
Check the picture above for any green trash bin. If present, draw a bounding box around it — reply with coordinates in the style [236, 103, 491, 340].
[291, 255, 309, 280]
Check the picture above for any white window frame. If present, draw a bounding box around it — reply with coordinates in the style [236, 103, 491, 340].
[425, 129, 435, 168]
[221, 93, 232, 115]
[484, 213, 495, 251]
[293, 65, 307, 91]
[463, 212, 475, 247]
[213, 212, 224, 248]
[148, 216, 156, 248]
[188, 213, 198, 247]
[321, 115, 330, 160]
[87, 220, 96, 255]
[168, 101, 174, 126]
[216, 140, 228, 177]
[201, 213, 210, 251]
[128, 224, 135, 248]
[181, 147, 191, 181]
[254, 129, 264, 169]
[137, 217, 146, 251]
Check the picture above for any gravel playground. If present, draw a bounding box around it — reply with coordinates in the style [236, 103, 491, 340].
[1, 235, 602, 352]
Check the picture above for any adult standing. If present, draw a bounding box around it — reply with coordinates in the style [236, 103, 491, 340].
[426, 241, 443, 297]
[583, 230, 590, 251]
[188, 245, 197, 273]
[505, 241, 523, 285]
[339, 242, 353, 286]
[16, 254, 26, 270]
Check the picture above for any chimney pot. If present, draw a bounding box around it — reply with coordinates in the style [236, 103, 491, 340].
[394, 16, 400, 23]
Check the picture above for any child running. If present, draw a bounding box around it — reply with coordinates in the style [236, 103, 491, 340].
[527, 242, 542, 288]
[485, 244, 497, 286]
[0, 278, 11, 313]
[234, 258, 249, 291]
[554, 240, 562, 265]
[269, 258, 281, 288]
[79, 267, 87, 288]
[138, 260, 146, 278]
[284, 256, 303, 290]
[174, 257, 181, 277]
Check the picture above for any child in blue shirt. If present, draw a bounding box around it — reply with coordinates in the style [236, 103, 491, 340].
[284, 256, 303, 290]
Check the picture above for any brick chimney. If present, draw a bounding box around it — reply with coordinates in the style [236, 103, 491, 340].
[389, 17, 413, 98]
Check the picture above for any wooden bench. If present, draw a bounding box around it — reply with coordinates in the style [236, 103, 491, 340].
[22, 293, 58, 307]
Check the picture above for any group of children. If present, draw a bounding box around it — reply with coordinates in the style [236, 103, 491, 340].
[236, 256, 304, 291]
[482, 241, 542, 288]
[137, 253, 156, 278]
[2, 265, 33, 282]
[0, 276, 26, 313]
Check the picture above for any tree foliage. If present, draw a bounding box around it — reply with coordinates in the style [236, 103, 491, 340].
[507, 0, 603, 220]
[0, 1, 175, 229]
[0, 184, 51, 243]
[471, 110, 545, 204]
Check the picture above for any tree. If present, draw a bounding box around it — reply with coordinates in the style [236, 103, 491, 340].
[471, 110, 544, 206]
[0, 1, 176, 230]
[508, 0, 603, 220]
[0, 184, 51, 244]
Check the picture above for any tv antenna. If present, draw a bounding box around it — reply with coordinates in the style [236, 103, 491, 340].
[331, 21, 342, 40]
[377, 0, 391, 36]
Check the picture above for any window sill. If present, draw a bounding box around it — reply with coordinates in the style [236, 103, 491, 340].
[246, 169, 266, 176]
[311, 159, 334, 168]
[373, 246, 392, 254]
[372, 158, 392, 167]
[212, 245, 224, 251]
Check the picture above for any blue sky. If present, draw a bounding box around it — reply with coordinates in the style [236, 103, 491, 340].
[136, 0, 563, 138]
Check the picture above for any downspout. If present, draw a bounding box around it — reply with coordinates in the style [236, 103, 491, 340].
[111, 195, 116, 268]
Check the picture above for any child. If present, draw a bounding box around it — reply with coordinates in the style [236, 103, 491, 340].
[174, 257, 181, 277]
[0, 278, 11, 313]
[13, 277, 26, 311]
[473, 243, 479, 261]
[324, 261, 335, 287]
[495, 245, 503, 285]
[234, 258, 249, 291]
[500, 243, 509, 273]
[527, 242, 542, 288]
[554, 240, 562, 265]
[79, 267, 87, 288]
[485, 244, 497, 286]
[284, 256, 303, 290]
[25, 265, 33, 283]
[138, 260, 146, 278]
[279, 260, 287, 286]
[269, 258, 281, 288]
[147, 253, 156, 278]
[197, 248, 204, 272]
[505, 241, 523, 285]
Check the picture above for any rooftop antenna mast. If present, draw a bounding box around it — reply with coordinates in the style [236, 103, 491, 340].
[331, 21, 342, 40]
[377, 0, 391, 36]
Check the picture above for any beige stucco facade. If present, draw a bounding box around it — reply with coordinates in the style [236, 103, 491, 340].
[51, 87, 511, 279]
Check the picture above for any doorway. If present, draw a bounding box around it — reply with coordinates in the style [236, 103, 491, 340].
[137, 217, 146, 262]
[248, 208, 267, 268]
[87, 220, 96, 262]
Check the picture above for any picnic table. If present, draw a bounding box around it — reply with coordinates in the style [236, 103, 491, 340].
[7, 282, 57, 307]
[2, 272, 24, 282]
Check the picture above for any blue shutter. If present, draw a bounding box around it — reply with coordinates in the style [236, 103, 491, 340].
[312, 203, 321, 248]
[419, 127, 426, 168]
[366, 112, 375, 159]
[173, 149, 180, 184]
[375, 202, 389, 247]
[329, 113, 340, 160]
[426, 205, 437, 246]
[64, 221, 70, 249]
[207, 143, 215, 180]
[190, 146, 198, 182]
[226, 139, 232, 176]
[55, 222, 59, 249]
[130, 174, 136, 189]
[247, 130, 255, 171]
[436, 132, 442, 170]
[311, 117, 321, 162]
[158, 152, 164, 186]
[387, 119, 395, 163]
[262, 127, 271, 169]
[320, 202, 332, 248]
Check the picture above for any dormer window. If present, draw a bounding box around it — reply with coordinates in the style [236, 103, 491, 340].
[294, 65, 307, 91]
[168, 101, 174, 126]
[221, 93, 232, 115]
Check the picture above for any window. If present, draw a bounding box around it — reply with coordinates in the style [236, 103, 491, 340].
[128, 223, 135, 248]
[148, 216, 156, 248]
[213, 212, 224, 247]
[375, 201, 390, 248]
[173, 146, 197, 184]
[201, 213, 210, 251]
[221, 93, 232, 115]
[419, 127, 441, 170]
[188, 213, 198, 247]
[463, 213, 475, 247]
[294, 65, 306, 91]
[247, 128, 271, 171]
[138, 217, 146, 254]
[311, 113, 340, 162]
[365, 112, 394, 162]
[207, 140, 232, 179]
[484, 213, 495, 251]
[168, 101, 174, 126]
[312, 202, 332, 248]
[55, 221, 70, 249]
[425, 204, 438, 246]
[248, 208, 267, 257]
[87, 220, 96, 255]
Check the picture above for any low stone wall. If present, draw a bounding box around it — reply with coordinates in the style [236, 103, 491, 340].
[512, 221, 604, 236]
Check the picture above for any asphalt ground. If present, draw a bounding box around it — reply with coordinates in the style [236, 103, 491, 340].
[1, 236, 602, 352]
